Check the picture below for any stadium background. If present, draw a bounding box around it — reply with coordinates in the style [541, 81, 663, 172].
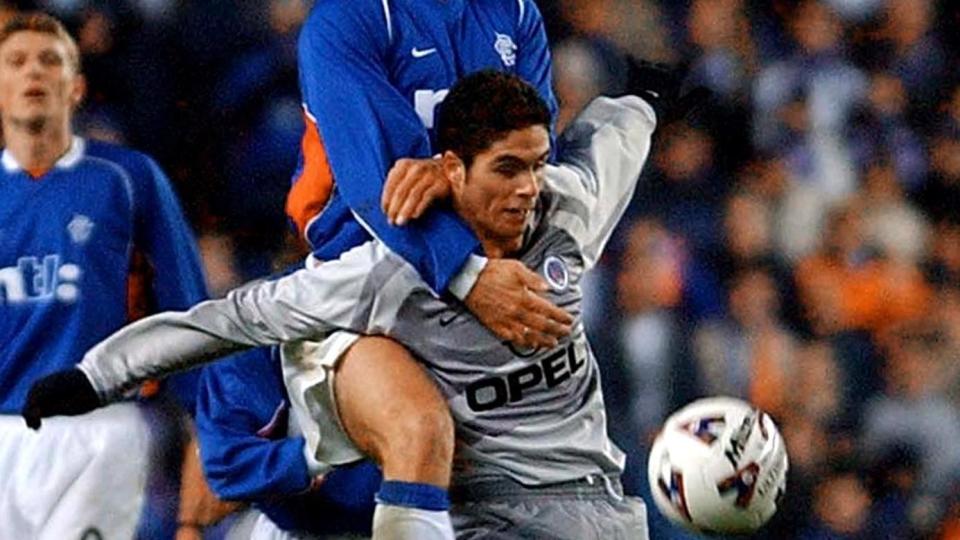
[2, 0, 959, 538]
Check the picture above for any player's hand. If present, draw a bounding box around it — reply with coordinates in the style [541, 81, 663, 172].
[464, 259, 575, 349]
[624, 57, 711, 124]
[22, 368, 101, 429]
[382, 157, 450, 225]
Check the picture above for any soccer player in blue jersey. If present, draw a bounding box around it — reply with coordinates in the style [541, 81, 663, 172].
[279, 2, 573, 536]
[0, 12, 218, 539]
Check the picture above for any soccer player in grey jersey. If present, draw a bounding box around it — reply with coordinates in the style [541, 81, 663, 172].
[26, 70, 673, 539]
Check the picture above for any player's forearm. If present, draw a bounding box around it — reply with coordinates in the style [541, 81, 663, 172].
[555, 95, 655, 200]
[81, 253, 391, 399]
[78, 305, 254, 401]
[549, 95, 657, 267]
[177, 434, 242, 534]
[137, 155, 209, 311]
[202, 436, 314, 501]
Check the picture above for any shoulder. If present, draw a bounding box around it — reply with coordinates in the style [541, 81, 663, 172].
[81, 140, 182, 215]
[83, 139, 161, 180]
[513, 0, 545, 27]
[303, 0, 391, 39]
[466, 0, 529, 27]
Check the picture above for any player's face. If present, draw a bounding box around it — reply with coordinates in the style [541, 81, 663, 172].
[0, 31, 83, 127]
[450, 125, 550, 255]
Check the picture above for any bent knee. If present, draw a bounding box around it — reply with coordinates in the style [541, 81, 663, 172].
[384, 398, 454, 462]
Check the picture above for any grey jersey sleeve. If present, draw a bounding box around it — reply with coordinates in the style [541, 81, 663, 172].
[79, 242, 410, 400]
[545, 95, 656, 269]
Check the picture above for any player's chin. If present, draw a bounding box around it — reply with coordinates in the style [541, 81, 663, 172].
[493, 219, 523, 235]
[501, 209, 530, 228]
[493, 229, 526, 251]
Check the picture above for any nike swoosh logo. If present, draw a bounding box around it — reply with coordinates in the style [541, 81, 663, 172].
[411, 47, 437, 59]
[439, 311, 460, 326]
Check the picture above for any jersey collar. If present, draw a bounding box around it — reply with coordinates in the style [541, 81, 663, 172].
[2, 136, 86, 173]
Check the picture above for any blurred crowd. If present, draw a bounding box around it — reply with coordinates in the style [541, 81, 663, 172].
[3, 0, 959, 538]
[547, 1, 960, 538]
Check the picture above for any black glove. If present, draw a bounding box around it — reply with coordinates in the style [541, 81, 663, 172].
[623, 57, 711, 124]
[22, 369, 102, 429]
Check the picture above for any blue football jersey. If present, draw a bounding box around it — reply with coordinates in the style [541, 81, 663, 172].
[0, 137, 207, 413]
[287, 0, 557, 293]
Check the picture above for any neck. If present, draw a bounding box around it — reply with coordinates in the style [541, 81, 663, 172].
[480, 240, 506, 259]
[2, 116, 72, 173]
[478, 236, 522, 259]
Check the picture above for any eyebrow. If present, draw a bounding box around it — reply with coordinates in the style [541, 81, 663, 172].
[4, 47, 61, 57]
[492, 150, 550, 168]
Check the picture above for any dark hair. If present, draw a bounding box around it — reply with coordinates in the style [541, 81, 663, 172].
[436, 70, 551, 169]
[0, 12, 80, 73]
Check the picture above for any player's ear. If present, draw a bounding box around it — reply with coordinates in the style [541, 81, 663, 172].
[69, 73, 86, 108]
[440, 150, 466, 192]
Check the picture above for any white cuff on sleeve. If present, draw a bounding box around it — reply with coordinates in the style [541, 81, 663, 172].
[447, 254, 488, 300]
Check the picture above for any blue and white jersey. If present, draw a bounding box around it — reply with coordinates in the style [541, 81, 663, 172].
[287, 0, 557, 294]
[0, 137, 207, 413]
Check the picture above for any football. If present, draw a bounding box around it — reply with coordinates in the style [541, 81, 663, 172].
[647, 396, 789, 535]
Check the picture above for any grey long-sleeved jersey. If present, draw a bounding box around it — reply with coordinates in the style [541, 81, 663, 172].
[80, 96, 657, 485]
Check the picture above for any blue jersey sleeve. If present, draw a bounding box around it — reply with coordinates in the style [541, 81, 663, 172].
[195, 347, 313, 500]
[517, 0, 559, 136]
[292, 1, 480, 294]
[130, 155, 208, 311]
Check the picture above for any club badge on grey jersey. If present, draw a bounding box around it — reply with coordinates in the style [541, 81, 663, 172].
[543, 255, 569, 291]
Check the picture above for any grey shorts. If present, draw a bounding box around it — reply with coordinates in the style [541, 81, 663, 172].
[450, 476, 649, 540]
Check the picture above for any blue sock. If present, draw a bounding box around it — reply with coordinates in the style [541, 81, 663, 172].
[375, 481, 450, 511]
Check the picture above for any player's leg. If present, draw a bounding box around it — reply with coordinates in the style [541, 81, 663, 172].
[335, 336, 455, 540]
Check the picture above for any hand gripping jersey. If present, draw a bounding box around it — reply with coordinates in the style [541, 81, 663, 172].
[80, 96, 656, 485]
[287, 0, 557, 294]
[0, 138, 207, 413]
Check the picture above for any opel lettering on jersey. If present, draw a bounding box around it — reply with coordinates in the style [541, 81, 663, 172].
[466, 340, 587, 412]
[0, 255, 81, 305]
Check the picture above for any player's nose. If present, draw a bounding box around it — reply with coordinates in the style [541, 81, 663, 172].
[25, 62, 45, 78]
[515, 169, 539, 198]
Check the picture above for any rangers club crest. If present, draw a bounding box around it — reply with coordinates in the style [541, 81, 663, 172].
[67, 214, 94, 245]
[543, 256, 569, 291]
[494, 33, 517, 67]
